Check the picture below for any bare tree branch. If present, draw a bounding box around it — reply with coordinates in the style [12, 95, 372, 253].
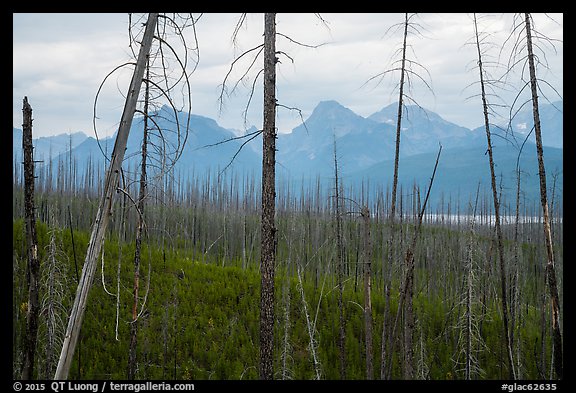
[217, 44, 265, 114]
[276, 32, 327, 49]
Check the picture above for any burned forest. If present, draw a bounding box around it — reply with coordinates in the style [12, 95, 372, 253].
[12, 13, 563, 384]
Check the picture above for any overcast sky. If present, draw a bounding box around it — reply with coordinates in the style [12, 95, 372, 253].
[13, 13, 563, 139]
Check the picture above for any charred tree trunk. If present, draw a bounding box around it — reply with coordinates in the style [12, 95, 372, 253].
[391, 13, 408, 222]
[464, 183, 481, 380]
[259, 12, 277, 381]
[403, 249, 415, 380]
[524, 13, 563, 380]
[403, 146, 441, 380]
[54, 13, 158, 380]
[382, 13, 408, 380]
[473, 13, 516, 379]
[128, 57, 151, 380]
[333, 138, 347, 380]
[21, 96, 40, 380]
[362, 206, 373, 380]
[388, 145, 441, 381]
[280, 244, 292, 380]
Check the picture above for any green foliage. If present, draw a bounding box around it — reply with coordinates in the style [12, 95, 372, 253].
[12, 200, 559, 380]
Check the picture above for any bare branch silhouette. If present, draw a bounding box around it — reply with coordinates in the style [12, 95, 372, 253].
[276, 32, 327, 48]
[217, 44, 265, 115]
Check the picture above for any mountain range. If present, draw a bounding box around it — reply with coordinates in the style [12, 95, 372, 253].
[13, 100, 563, 210]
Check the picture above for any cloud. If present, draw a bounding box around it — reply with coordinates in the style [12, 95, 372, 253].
[13, 12, 562, 139]
[13, 13, 131, 136]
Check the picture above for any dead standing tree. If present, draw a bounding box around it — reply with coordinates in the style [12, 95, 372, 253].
[54, 13, 159, 380]
[332, 137, 347, 379]
[332, 144, 374, 380]
[39, 214, 70, 379]
[524, 13, 562, 380]
[517, 13, 562, 380]
[127, 58, 150, 381]
[364, 13, 433, 380]
[217, 13, 327, 380]
[361, 205, 373, 380]
[21, 96, 40, 380]
[471, 13, 516, 379]
[495, 12, 563, 380]
[260, 12, 277, 380]
[395, 144, 441, 380]
[217, 12, 278, 380]
[93, 13, 197, 380]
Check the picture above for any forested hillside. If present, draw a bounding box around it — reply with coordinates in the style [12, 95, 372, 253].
[12, 172, 563, 380]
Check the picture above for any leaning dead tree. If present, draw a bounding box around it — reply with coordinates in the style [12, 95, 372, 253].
[386, 143, 441, 381]
[92, 13, 197, 380]
[401, 144, 441, 380]
[54, 13, 159, 380]
[21, 96, 40, 380]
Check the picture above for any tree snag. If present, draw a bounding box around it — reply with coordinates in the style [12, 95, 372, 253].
[259, 12, 277, 381]
[523, 13, 562, 380]
[21, 96, 40, 380]
[54, 13, 159, 380]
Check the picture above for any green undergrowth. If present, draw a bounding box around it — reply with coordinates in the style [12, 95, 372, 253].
[12, 219, 551, 380]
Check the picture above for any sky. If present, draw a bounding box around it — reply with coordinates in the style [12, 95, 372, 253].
[13, 13, 563, 139]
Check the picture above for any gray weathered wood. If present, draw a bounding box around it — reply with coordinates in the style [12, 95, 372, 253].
[54, 13, 159, 380]
[524, 13, 563, 380]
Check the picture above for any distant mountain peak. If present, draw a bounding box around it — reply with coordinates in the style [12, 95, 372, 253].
[315, 99, 345, 109]
[369, 102, 445, 125]
[289, 100, 379, 141]
[310, 100, 357, 118]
